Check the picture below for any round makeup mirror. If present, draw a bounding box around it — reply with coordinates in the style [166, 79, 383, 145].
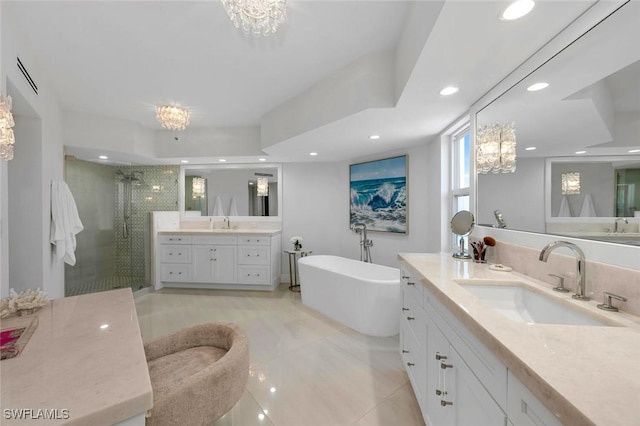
[451, 210, 475, 259]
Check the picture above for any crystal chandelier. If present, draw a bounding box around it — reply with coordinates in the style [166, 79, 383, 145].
[221, 0, 287, 36]
[192, 177, 206, 199]
[256, 177, 269, 196]
[156, 105, 190, 131]
[561, 173, 580, 195]
[476, 122, 516, 174]
[0, 93, 16, 161]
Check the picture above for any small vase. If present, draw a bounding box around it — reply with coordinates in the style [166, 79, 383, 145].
[17, 307, 39, 316]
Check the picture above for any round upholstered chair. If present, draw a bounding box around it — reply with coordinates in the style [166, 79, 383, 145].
[144, 322, 249, 426]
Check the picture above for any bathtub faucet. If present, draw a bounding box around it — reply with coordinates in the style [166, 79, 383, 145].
[352, 223, 373, 263]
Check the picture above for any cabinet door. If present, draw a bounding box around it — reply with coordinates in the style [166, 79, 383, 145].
[446, 347, 506, 426]
[213, 245, 236, 283]
[425, 312, 453, 426]
[192, 245, 215, 282]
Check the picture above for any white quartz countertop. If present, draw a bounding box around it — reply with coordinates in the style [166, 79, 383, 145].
[0, 288, 153, 425]
[159, 228, 281, 235]
[398, 253, 640, 426]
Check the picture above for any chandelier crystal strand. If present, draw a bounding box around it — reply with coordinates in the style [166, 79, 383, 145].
[221, 0, 287, 36]
[0, 93, 16, 161]
[192, 177, 206, 199]
[499, 122, 516, 173]
[156, 105, 190, 131]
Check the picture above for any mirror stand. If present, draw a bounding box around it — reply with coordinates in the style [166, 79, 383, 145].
[453, 235, 471, 259]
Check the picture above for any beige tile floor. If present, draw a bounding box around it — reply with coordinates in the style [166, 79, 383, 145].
[135, 284, 425, 426]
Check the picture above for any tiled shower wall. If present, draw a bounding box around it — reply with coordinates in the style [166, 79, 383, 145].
[65, 160, 179, 295]
[114, 165, 180, 281]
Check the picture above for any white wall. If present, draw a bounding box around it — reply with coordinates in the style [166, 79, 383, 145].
[281, 143, 432, 278]
[1, 11, 65, 298]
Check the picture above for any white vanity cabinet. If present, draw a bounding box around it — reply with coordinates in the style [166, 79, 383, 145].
[157, 231, 281, 290]
[400, 264, 561, 426]
[191, 235, 237, 284]
[158, 235, 192, 282]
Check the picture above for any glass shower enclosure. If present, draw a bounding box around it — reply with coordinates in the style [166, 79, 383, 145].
[64, 158, 179, 296]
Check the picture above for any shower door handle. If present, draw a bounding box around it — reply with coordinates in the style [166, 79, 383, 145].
[123, 222, 128, 239]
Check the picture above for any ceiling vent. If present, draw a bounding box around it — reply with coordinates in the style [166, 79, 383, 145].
[17, 57, 38, 95]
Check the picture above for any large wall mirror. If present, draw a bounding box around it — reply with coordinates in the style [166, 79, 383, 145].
[180, 164, 282, 221]
[476, 1, 640, 246]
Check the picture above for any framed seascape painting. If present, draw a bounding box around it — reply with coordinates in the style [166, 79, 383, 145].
[350, 155, 408, 233]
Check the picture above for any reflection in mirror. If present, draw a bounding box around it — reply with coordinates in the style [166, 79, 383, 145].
[181, 164, 281, 218]
[451, 210, 474, 259]
[476, 2, 640, 246]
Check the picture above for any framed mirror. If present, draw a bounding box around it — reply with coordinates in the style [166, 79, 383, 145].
[179, 164, 282, 221]
[475, 2, 640, 246]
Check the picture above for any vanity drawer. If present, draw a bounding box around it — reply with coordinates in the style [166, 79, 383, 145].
[192, 235, 238, 245]
[237, 266, 270, 284]
[237, 236, 270, 246]
[402, 292, 426, 345]
[401, 267, 423, 308]
[158, 234, 191, 245]
[160, 245, 192, 263]
[161, 264, 192, 282]
[237, 247, 270, 265]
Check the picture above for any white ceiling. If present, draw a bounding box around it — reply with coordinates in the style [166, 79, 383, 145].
[4, 0, 601, 164]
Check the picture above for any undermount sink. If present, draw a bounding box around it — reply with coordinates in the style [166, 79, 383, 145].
[455, 280, 619, 327]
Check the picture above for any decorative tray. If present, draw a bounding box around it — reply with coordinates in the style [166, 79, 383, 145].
[1, 315, 39, 360]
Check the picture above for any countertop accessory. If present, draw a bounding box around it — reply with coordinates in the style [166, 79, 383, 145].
[489, 264, 512, 272]
[451, 210, 474, 259]
[597, 292, 627, 312]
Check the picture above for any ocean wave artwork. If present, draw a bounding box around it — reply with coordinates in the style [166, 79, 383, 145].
[350, 155, 407, 233]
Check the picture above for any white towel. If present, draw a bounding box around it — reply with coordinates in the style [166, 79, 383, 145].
[211, 196, 224, 216]
[50, 181, 84, 266]
[229, 197, 239, 216]
[558, 195, 572, 217]
[579, 193, 597, 217]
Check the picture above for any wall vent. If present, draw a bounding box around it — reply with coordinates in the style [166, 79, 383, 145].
[17, 57, 39, 95]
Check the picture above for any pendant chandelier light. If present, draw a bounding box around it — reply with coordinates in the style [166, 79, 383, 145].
[221, 0, 287, 36]
[156, 105, 190, 131]
[0, 93, 16, 161]
[476, 122, 517, 174]
[192, 177, 206, 199]
[256, 177, 269, 196]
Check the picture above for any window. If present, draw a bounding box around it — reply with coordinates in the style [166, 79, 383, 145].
[451, 128, 471, 247]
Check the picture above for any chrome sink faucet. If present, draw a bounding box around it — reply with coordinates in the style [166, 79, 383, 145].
[539, 241, 589, 301]
[224, 216, 231, 229]
[615, 218, 628, 233]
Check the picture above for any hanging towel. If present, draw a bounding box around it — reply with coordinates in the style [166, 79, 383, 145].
[50, 181, 84, 266]
[579, 194, 597, 217]
[558, 195, 572, 217]
[211, 196, 224, 216]
[229, 197, 239, 216]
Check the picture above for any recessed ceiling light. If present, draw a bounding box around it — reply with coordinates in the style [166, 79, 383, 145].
[249, 182, 254, 185]
[525, 147, 536, 151]
[629, 149, 640, 153]
[369, 135, 380, 140]
[258, 158, 267, 162]
[527, 82, 549, 92]
[439, 86, 459, 96]
[575, 151, 586, 154]
[500, 0, 535, 21]
[219, 159, 227, 162]
[181, 160, 189, 163]
[98, 155, 108, 160]
[309, 152, 318, 156]
[100, 324, 109, 330]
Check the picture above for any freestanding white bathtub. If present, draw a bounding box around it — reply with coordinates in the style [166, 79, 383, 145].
[298, 255, 400, 337]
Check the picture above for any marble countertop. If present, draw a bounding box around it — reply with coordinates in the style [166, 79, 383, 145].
[398, 253, 640, 426]
[0, 288, 153, 425]
[159, 228, 281, 235]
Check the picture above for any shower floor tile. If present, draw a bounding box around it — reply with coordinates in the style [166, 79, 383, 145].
[66, 275, 146, 297]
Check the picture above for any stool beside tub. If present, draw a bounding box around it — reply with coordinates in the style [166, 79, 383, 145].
[144, 322, 249, 426]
